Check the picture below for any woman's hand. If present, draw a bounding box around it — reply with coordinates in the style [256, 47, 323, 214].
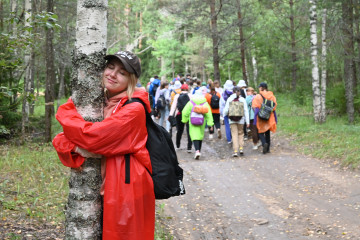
[75, 146, 102, 158]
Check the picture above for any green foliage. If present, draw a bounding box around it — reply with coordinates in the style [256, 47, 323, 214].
[326, 83, 347, 115]
[277, 93, 360, 168]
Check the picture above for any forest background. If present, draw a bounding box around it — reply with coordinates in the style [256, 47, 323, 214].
[0, 0, 360, 238]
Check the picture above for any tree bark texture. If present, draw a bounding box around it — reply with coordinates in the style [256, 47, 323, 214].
[44, 0, 56, 142]
[320, 9, 327, 123]
[209, 0, 221, 82]
[21, 0, 32, 136]
[309, 0, 321, 123]
[66, 0, 107, 239]
[341, 1, 355, 123]
[237, 0, 247, 83]
[289, 0, 297, 91]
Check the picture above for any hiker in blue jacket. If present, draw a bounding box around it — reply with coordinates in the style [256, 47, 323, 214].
[149, 76, 161, 109]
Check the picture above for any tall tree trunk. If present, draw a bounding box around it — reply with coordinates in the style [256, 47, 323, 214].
[320, 9, 327, 123]
[0, 0, 3, 31]
[252, 53, 258, 88]
[236, 0, 247, 83]
[139, 12, 143, 49]
[342, 1, 355, 123]
[309, 0, 321, 123]
[209, 0, 221, 81]
[354, 0, 360, 94]
[22, 0, 32, 136]
[161, 56, 166, 81]
[289, 0, 297, 91]
[184, 28, 188, 75]
[44, 0, 55, 142]
[10, 0, 17, 106]
[29, 0, 37, 115]
[66, 0, 107, 239]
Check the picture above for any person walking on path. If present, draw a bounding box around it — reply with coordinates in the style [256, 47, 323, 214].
[223, 86, 250, 157]
[220, 80, 234, 144]
[155, 81, 171, 131]
[52, 51, 155, 239]
[246, 87, 261, 149]
[149, 75, 160, 110]
[170, 83, 192, 152]
[205, 85, 222, 140]
[182, 89, 214, 160]
[252, 82, 277, 154]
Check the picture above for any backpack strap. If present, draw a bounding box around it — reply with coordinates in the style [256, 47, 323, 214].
[122, 98, 152, 184]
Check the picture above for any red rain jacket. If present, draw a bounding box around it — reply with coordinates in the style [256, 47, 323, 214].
[52, 90, 155, 240]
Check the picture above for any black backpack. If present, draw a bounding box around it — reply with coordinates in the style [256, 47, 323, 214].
[123, 98, 185, 199]
[258, 94, 275, 120]
[176, 93, 190, 112]
[210, 93, 220, 109]
[156, 94, 166, 110]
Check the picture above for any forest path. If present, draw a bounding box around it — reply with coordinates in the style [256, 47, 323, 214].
[158, 126, 360, 240]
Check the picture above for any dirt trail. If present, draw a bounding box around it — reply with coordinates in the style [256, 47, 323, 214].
[158, 126, 360, 240]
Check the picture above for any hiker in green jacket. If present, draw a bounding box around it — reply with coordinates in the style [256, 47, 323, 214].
[182, 89, 214, 160]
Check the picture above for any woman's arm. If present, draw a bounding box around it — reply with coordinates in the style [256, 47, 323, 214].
[56, 99, 147, 157]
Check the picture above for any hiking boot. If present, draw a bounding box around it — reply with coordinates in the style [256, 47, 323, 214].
[187, 148, 192, 153]
[239, 148, 244, 155]
[232, 151, 238, 157]
[194, 151, 201, 160]
[263, 143, 269, 154]
[217, 129, 222, 139]
[209, 134, 214, 140]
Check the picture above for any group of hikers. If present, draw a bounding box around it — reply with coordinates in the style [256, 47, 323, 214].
[52, 50, 278, 239]
[147, 75, 278, 159]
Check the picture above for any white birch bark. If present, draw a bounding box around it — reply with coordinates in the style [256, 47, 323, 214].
[309, 0, 321, 122]
[21, 0, 31, 135]
[320, 9, 327, 123]
[252, 54, 258, 88]
[67, 1, 108, 239]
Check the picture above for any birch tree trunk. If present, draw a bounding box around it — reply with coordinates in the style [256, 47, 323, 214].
[44, 0, 55, 142]
[236, 0, 247, 82]
[161, 56, 166, 81]
[209, 0, 221, 81]
[342, 1, 355, 123]
[21, 0, 32, 136]
[65, 0, 107, 239]
[309, 0, 321, 123]
[252, 53, 258, 88]
[289, 0, 297, 91]
[320, 9, 327, 123]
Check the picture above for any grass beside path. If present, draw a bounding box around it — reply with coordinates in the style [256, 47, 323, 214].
[276, 93, 360, 168]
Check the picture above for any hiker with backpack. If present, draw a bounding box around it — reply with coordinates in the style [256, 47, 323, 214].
[52, 51, 155, 239]
[155, 81, 171, 132]
[169, 83, 192, 152]
[252, 82, 277, 154]
[220, 80, 234, 144]
[181, 89, 214, 159]
[223, 86, 250, 157]
[205, 85, 222, 140]
[246, 87, 261, 150]
[149, 75, 161, 110]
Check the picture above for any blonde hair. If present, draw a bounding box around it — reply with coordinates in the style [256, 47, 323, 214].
[126, 73, 138, 99]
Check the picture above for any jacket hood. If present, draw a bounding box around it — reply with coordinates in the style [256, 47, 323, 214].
[259, 90, 275, 100]
[129, 89, 151, 113]
[190, 95, 207, 105]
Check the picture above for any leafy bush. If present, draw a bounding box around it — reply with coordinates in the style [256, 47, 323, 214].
[326, 83, 347, 115]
